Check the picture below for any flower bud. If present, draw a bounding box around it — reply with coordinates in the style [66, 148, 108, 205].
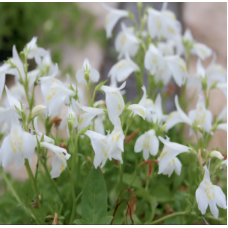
[210, 150, 224, 160]
[197, 124, 204, 134]
[31, 105, 46, 118]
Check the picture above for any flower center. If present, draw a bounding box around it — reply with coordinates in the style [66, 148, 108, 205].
[203, 181, 215, 200]
[10, 131, 22, 153]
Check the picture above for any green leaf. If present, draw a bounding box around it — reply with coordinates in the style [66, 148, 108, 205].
[135, 189, 158, 223]
[81, 168, 107, 224]
[74, 219, 88, 225]
[98, 216, 113, 225]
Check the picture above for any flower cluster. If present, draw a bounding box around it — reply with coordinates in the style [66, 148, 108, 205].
[0, 2, 226, 225]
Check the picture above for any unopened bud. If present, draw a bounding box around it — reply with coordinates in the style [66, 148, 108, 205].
[210, 150, 224, 160]
[160, 123, 167, 133]
[197, 125, 204, 133]
[31, 105, 46, 118]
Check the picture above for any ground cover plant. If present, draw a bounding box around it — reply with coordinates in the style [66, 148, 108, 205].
[0, 2, 227, 225]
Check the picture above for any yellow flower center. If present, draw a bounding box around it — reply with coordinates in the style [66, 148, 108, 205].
[10, 131, 22, 153]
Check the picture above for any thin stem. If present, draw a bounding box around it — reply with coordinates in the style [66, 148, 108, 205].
[148, 210, 190, 225]
[69, 133, 79, 224]
[24, 159, 45, 223]
[86, 82, 91, 106]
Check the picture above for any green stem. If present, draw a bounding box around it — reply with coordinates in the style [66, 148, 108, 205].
[24, 159, 45, 223]
[86, 82, 91, 106]
[69, 133, 79, 224]
[148, 210, 190, 225]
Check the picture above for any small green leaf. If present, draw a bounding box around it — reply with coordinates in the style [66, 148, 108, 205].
[98, 216, 113, 225]
[74, 219, 88, 225]
[81, 168, 107, 224]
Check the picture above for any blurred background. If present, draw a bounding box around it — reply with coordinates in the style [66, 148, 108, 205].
[0, 2, 227, 180]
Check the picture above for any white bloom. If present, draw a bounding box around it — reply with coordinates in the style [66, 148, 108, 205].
[210, 151, 224, 160]
[0, 111, 36, 168]
[101, 81, 126, 125]
[85, 117, 125, 168]
[217, 123, 227, 132]
[166, 95, 212, 135]
[8, 80, 26, 100]
[108, 54, 139, 83]
[0, 63, 11, 99]
[221, 160, 227, 168]
[38, 50, 57, 76]
[31, 105, 47, 118]
[217, 106, 227, 122]
[40, 68, 75, 116]
[157, 136, 190, 176]
[76, 58, 100, 83]
[196, 166, 227, 218]
[157, 41, 175, 56]
[76, 102, 104, 131]
[40, 141, 70, 178]
[59, 105, 78, 137]
[165, 55, 188, 87]
[216, 83, 227, 97]
[10, 45, 26, 81]
[102, 3, 129, 38]
[85, 130, 108, 168]
[94, 115, 105, 135]
[145, 44, 187, 86]
[34, 116, 54, 144]
[147, 3, 181, 40]
[138, 86, 155, 115]
[25, 37, 48, 65]
[107, 117, 125, 163]
[115, 23, 139, 59]
[183, 29, 212, 60]
[27, 69, 41, 88]
[134, 130, 159, 160]
[146, 93, 167, 125]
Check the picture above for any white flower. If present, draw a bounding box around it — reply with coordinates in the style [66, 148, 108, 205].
[0, 63, 11, 99]
[106, 116, 125, 163]
[210, 151, 224, 160]
[157, 136, 190, 176]
[216, 83, 227, 97]
[40, 141, 71, 178]
[76, 102, 104, 131]
[144, 44, 187, 86]
[146, 93, 167, 125]
[38, 50, 57, 76]
[108, 54, 139, 83]
[85, 130, 108, 168]
[147, 3, 181, 40]
[25, 37, 48, 65]
[102, 3, 129, 38]
[101, 81, 126, 125]
[134, 130, 159, 160]
[31, 105, 47, 118]
[221, 160, 227, 168]
[217, 123, 227, 132]
[85, 117, 125, 168]
[27, 69, 41, 88]
[8, 80, 26, 100]
[76, 58, 100, 84]
[59, 105, 78, 137]
[94, 115, 105, 135]
[40, 68, 75, 116]
[183, 29, 212, 60]
[165, 55, 188, 87]
[115, 23, 139, 59]
[166, 95, 212, 135]
[157, 41, 175, 56]
[217, 106, 227, 122]
[10, 45, 26, 81]
[195, 166, 227, 218]
[34, 116, 54, 144]
[138, 86, 155, 115]
[0, 111, 36, 168]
